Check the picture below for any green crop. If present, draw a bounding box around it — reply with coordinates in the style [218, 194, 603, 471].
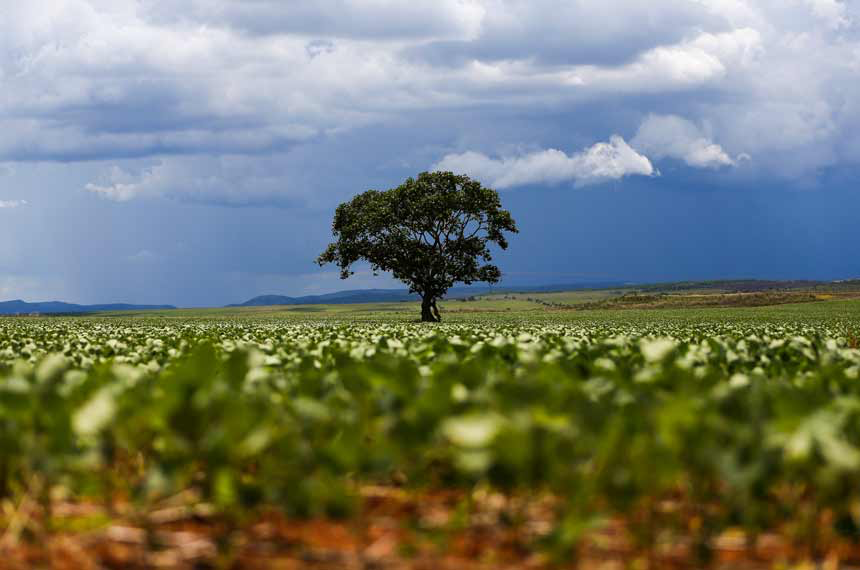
[1, 312, 860, 565]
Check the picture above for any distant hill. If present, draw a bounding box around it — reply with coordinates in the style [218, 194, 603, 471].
[0, 299, 176, 315]
[228, 289, 420, 307]
[228, 282, 628, 307]
[229, 279, 860, 308]
[4, 278, 857, 315]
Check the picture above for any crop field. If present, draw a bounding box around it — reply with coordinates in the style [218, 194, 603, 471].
[2, 299, 860, 568]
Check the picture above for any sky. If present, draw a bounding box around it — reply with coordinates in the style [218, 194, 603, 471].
[1, 0, 859, 307]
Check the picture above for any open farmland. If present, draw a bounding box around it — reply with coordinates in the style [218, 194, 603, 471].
[1, 299, 860, 568]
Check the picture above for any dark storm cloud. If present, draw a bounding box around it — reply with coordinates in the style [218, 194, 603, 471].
[138, 0, 484, 40]
[404, 0, 729, 67]
[4, 1, 858, 183]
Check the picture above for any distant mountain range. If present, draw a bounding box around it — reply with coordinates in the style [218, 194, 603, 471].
[228, 282, 628, 307]
[228, 290, 419, 307]
[0, 300, 176, 315]
[229, 278, 860, 308]
[5, 278, 856, 315]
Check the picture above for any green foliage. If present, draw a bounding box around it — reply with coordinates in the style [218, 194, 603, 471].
[1, 314, 860, 559]
[317, 171, 518, 321]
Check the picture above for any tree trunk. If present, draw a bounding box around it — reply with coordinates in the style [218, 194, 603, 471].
[431, 298, 441, 322]
[421, 295, 438, 322]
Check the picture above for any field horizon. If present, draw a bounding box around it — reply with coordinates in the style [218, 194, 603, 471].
[3, 277, 860, 317]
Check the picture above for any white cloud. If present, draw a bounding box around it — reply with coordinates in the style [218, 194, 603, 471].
[126, 249, 163, 262]
[85, 155, 307, 206]
[0, 200, 28, 209]
[434, 136, 655, 189]
[564, 28, 762, 92]
[632, 114, 739, 168]
[85, 166, 140, 201]
[804, 0, 850, 29]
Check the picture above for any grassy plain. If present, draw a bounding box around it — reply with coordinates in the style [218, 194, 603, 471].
[101, 292, 860, 323]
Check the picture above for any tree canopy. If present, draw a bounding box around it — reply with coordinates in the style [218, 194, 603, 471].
[317, 171, 518, 322]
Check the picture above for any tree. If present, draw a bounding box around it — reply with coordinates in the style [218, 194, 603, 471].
[316, 171, 518, 322]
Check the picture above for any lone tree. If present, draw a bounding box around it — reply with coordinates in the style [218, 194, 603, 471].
[317, 171, 518, 322]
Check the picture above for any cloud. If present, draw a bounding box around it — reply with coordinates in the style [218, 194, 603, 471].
[0, 200, 28, 209]
[126, 249, 163, 263]
[1, 0, 859, 203]
[433, 136, 655, 189]
[85, 155, 306, 206]
[406, 0, 726, 66]
[561, 28, 762, 94]
[804, 0, 851, 29]
[85, 166, 141, 202]
[632, 114, 739, 168]
[142, 1, 485, 40]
